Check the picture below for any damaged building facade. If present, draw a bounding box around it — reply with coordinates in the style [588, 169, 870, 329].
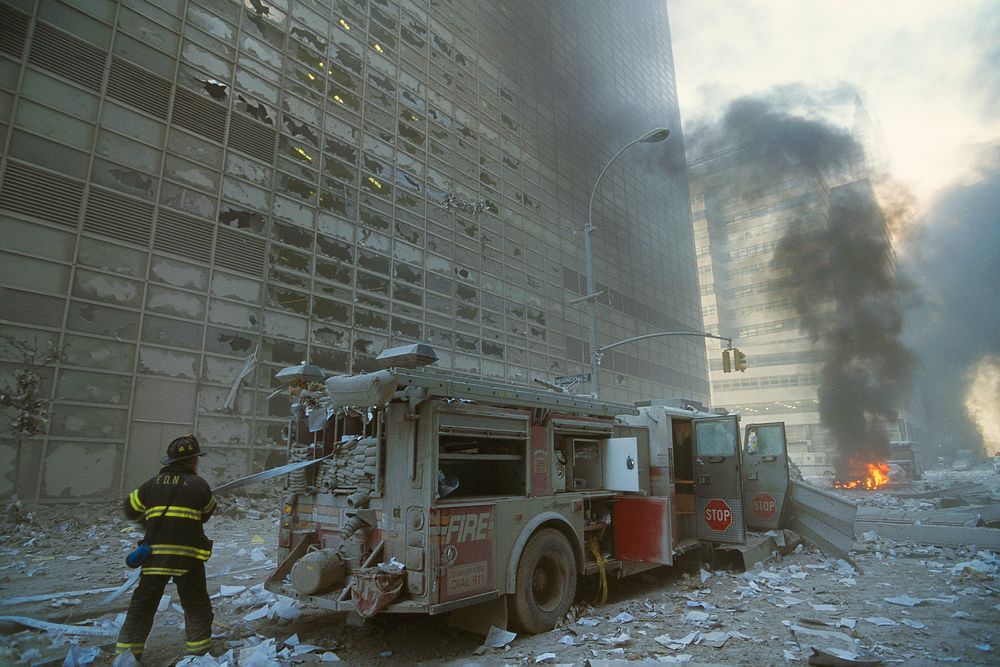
[0, 0, 704, 500]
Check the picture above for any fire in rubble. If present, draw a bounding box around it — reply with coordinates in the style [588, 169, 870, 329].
[834, 461, 891, 490]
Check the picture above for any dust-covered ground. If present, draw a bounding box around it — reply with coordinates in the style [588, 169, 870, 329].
[1, 468, 998, 666]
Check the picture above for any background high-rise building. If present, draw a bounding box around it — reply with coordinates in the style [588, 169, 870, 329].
[0, 0, 705, 500]
[691, 141, 906, 475]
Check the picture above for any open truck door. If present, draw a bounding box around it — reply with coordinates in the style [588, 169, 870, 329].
[692, 416, 746, 544]
[740, 422, 790, 531]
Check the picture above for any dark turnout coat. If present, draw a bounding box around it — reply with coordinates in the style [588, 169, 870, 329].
[124, 462, 217, 576]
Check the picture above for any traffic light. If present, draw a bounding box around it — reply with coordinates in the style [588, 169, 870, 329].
[721, 348, 732, 373]
[733, 347, 748, 372]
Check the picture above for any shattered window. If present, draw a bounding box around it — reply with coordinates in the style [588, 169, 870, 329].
[310, 322, 349, 349]
[695, 419, 738, 457]
[67, 302, 139, 340]
[141, 315, 204, 350]
[211, 271, 262, 304]
[312, 297, 351, 323]
[49, 405, 128, 439]
[72, 269, 142, 308]
[148, 256, 207, 291]
[56, 369, 132, 405]
[266, 286, 310, 314]
[205, 326, 257, 356]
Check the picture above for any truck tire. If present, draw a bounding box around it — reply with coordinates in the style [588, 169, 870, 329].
[509, 528, 577, 633]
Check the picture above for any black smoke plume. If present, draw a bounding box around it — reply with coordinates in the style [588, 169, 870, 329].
[777, 183, 914, 475]
[689, 88, 913, 476]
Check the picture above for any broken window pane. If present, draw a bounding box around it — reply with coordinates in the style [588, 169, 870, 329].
[225, 152, 272, 185]
[261, 336, 306, 365]
[219, 205, 267, 234]
[312, 296, 350, 323]
[67, 301, 139, 340]
[161, 180, 217, 218]
[211, 271, 261, 304]
[72, 269, 142, 307]
[141, 315, 204, 350]
[310, 323, 348, 349]
[49, 402, 128, 438]
[150, 255, 209, 291]
[266, 285, 310, 314]
[56, 369, 131, 405]
[208, 299, 259, 331]
[62, 334, 135, 372]
[91, 158, 156, 199]
[205, 327, 257, 356]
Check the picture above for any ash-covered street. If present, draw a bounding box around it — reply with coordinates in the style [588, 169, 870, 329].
[1, 467, 997, 666]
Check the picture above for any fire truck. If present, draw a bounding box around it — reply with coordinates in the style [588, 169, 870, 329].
[264, 346, 800, 633]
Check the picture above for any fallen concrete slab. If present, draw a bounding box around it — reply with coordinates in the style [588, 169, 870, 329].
[854, 521, 1000, 549]
[786, 481, 858, 565]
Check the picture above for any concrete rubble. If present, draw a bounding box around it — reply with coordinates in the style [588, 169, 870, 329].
[0, 469, 998, 665]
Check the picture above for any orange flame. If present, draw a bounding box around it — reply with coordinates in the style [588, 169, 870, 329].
[834, 462, 891, 490]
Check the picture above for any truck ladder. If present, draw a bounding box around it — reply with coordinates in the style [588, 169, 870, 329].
[387, 367, 639, 417]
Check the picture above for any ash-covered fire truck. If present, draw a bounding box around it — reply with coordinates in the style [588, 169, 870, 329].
[264, 346, 800, 633]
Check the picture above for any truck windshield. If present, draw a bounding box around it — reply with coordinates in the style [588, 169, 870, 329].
[695, 419, 736, 456]
[747, 425, 784, 456]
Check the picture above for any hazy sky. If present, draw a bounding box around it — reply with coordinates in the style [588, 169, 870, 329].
[669, 0, 1000, 211]
[669, 1, 1000, 452]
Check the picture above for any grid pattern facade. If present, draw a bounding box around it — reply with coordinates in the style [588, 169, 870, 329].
[0, 0, 706, 500]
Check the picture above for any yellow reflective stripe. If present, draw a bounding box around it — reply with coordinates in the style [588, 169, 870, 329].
[150, 544, 212, 559]
[203, 496, 217, 513]
[129, 489, 145, 512]
[144, 506, 202, 520]
[116, 642, 144, 655]
[186, 638, 212, 650]
[141, 567, 188, 576]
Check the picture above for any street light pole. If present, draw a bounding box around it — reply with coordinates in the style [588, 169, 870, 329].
[584, 127, 670, 397]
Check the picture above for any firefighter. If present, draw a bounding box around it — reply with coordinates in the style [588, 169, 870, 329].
[115, 435, 218, 661]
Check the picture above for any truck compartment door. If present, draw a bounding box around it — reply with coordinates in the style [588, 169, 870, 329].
[602, 437, 640, 492]
[613, 496, 672, 565]
[741, 422, 789, 531]
[692, 416, 746, 544]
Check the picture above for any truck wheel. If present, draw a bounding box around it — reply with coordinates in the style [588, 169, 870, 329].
[509, 528, 577, 633]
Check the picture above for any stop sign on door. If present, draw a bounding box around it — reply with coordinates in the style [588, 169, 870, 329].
[704, 499, 733, 532]
[752, 493, 777, 519]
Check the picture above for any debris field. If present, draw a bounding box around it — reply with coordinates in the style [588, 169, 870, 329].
[0, 468, 997, 666]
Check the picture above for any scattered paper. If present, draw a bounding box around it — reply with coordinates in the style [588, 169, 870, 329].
[884, 595, 924, 607]
[901, 619, 927, 630]
[864, 616, 897, 626]
[558, 635, 575, 645]
[655, 631, 699, 651]
[577, 617, 601, 626]
[484, 625, 517, 648]
[534, 652, 557, 663]
[611, 611, 636, 623]
[808, 647, 881, 666]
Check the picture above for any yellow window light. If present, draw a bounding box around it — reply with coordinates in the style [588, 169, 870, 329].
[367, 176, 382, 189]
[293, 147, 312, 161]
[306, 72, 316, 80]
[373, 43, 383, 53]
[338, 18, 350, 30]
[334, 95, 344, 105]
